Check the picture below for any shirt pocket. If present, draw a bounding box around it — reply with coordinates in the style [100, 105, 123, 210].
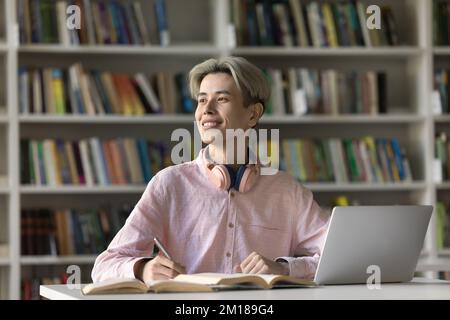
[237, 223, 291, 260]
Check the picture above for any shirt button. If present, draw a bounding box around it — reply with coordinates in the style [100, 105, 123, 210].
[228, 222, 234, 228]
[226, 252, 231, 257]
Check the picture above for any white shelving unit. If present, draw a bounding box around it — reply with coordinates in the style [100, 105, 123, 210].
[0, 0, 449, 299]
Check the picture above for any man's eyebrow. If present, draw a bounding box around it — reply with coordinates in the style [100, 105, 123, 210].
[197, 90, 231, 97]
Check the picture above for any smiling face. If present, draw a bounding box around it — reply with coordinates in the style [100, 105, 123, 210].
[195, 72, 260, 145]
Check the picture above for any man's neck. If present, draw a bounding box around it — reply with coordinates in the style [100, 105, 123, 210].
[208, 144, 249, 171]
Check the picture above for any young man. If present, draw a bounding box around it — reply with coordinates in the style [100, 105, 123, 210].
[91, 56, 329, 283]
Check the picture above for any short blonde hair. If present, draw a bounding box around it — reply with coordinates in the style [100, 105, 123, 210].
[188, 56, 270, 113]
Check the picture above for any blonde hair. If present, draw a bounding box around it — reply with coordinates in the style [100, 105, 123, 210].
[188, 56, 270, 113]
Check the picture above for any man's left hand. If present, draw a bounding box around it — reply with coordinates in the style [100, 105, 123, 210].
[236, 251, 289, 275]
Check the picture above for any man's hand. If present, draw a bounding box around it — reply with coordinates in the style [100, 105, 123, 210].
[136, 253, 186, 282]
[236, 251, 289, 275]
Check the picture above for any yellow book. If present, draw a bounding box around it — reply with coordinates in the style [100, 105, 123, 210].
[82, 273, 316, 295]
[322, 3, 338, 47]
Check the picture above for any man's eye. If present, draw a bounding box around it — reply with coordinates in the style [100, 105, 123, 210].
[198, 98, 206, 104]
[218, 97, 227, 102]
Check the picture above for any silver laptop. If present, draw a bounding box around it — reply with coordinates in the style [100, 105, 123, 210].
[314, 205, 433, 285]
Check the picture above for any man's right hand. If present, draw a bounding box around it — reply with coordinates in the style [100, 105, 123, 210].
[136, 253, 186, 282]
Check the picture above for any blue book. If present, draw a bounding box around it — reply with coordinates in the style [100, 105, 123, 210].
[70, 210, 85, 254]
[136, 139, 153, 183]
[246, 0, 259, 46]
[91, 71, 112, 114]
[154, 0, 170, 46]
[390, 138, 405, 181]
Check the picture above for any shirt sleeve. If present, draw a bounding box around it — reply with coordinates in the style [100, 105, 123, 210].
[275, 184, 330, 280]
[91, 174, 166, 283]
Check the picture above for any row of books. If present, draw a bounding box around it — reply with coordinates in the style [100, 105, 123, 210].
[281, 137, 413, 183]
[21, 205, 132, 256]
[435, 132, 450, 181]
[433, 1, 450, 46]
[0, 270, 8, 300]
[436, 202, 450, 250]
[438, 272, 450, 281]
[22, 273, 69, 300]
[20, 138, 171, 186]
[435, 69, 450, 114]
[230, 0, 399, 47]
[264, 68, 387, 115]
[18, 0, 170, 46]
[18, 64, 194, 115]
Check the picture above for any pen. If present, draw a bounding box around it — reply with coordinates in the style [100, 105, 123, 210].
[153, 237, 173, 260]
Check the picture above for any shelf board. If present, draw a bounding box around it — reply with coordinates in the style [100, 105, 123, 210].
[20, 182, 427, 194]
[18, 44, 220, 55]
[231, 46, 423, 57]
[19, 114, 195, 124]
[18, 114, 424, 125]
[435, 182, 450, 190]
[261, 114, 424, 124]
[434, 115, 450, 123]
[438, 249, 450, 256]
[20, 185, 146, 194]
[0, 257, 10, 266]
[21, 255, 97, 265]
[296, 182, 426, 192]
[416, 258, 450, 272]
[433, 47, 450, 55]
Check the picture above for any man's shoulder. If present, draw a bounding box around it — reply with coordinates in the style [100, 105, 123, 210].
[259, 169, 312, 195]
[153, 160, 200, 182]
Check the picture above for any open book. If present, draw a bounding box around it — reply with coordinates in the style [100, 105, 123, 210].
[82, 273, 316, 295]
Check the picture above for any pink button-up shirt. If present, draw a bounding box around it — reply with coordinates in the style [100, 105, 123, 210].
[91, 148, 330, 282]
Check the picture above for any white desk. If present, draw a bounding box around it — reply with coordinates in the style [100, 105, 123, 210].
[40, 278, 450, 300]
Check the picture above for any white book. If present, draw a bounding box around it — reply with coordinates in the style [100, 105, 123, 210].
[134, 73, 162, 113]
[358, 140, 374, 183]
[328, 139, 343, 183]
[79, 140, 94, 186]
[273, 4, 293, 47]
[19, 69, 29, 114]
[432, 90, 443, 115]
[300, 69, 316, 114]
[288, 68, 307, 116]
[268, 69, 285, 115]
[307, 2, 323, 47]
[357, 1, 371, 47]
[56, 1, 71, 46]
[89, 138, 108, 185]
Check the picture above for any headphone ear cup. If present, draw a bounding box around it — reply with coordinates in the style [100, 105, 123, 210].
[210, 165, 232, 190]
[237, 165, 260, 193]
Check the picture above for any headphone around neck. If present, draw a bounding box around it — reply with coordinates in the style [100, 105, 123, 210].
[202, 146, 260, 193]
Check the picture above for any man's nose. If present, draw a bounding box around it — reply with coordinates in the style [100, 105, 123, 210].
[203, 99, 216, 114]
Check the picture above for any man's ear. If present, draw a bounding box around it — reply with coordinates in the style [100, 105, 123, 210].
[248, 102, 264, 128]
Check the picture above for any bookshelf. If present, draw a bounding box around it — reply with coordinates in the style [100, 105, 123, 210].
[1, 0, 449, 299]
